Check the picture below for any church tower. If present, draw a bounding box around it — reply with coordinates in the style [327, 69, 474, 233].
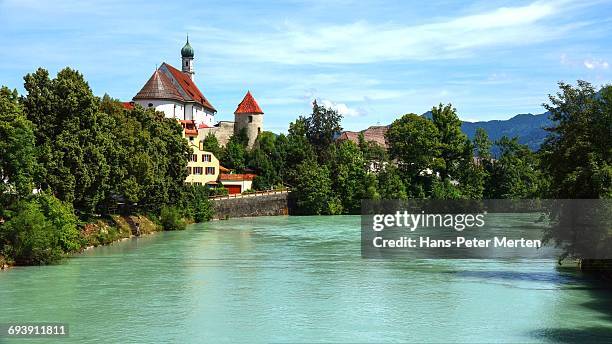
[234, 91, 264, 149]
[181, 35, 195, 80]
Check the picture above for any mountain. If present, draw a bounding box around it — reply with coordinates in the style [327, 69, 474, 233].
[423, 111, 553, 151]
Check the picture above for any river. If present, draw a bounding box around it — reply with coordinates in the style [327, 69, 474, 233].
[1, 216, 611, 343]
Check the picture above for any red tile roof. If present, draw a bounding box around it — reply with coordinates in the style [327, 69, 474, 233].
[219, 173, 257, 181]
[336, 126, 389, 148]
[179, 120, 198, 136]
[134, 69, 184, 102]
[161, 63, 216, 112]
[234, 91, 263, 114]
[122, 102, 134, 110]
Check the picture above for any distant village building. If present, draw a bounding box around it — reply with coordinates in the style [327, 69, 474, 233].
[336, 125, 389, 149]
[128, 37, 265, 193]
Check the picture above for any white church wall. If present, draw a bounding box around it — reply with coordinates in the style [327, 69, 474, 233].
[134, 99, 185, 120]
[193, 106, 215, 127]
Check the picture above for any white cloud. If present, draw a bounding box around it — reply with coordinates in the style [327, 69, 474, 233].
[583, 58, 609, 70]
[320, 99, 363, 117]
[192, 0, 575, 64]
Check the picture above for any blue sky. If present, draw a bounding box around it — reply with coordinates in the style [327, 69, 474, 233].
[1, 0, 611, 132]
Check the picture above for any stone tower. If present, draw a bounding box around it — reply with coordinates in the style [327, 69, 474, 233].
[234, 91, 264, 149]
[181, 35, 195, 80]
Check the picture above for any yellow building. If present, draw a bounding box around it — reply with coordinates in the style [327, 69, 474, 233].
[181, 120, 220, 186]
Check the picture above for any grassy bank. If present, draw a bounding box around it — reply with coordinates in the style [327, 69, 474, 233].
[80, 215, 161, 248]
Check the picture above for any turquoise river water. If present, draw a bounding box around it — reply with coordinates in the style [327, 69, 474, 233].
[1, 216, 612, 343]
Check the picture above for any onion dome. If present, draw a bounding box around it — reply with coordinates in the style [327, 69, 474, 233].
[181, 35, 194, 58]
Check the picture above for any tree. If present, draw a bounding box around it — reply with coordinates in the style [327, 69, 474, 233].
[329, 140, 369, 213]
[487, 136, 542, 199]
[358, 132, 388, 172]
[539, 81, 611, 262]
[386, 113, 441, 182]
[22, 68, 114, 215]
[293, 161, 340, 215]
[455, 139, 486, 199]
[431, 103, 467, 179]
[277, 118, 316, 186]
[473, 127, 492, 160]
[540, 81, 611, 198]
[305, 101, 343, 160]
[0, 87, 38, 207]
[0, 192, 78, 265]
[34, 191, 80, 252]
[0, 200, 62, 265]
[377, 165, 408, 200]
[97, 96, 190, 214]
[222, 136, 246, 172]
[248, 132, 282, 190]
[201, 133, 223, 160]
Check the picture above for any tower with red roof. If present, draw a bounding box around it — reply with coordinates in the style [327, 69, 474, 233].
[234, 91, 264, 148]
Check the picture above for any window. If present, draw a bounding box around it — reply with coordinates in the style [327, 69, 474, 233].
[202, 154, 211, 162]
[258, 127, 261, 134]
[187, 167, 192, 175]
[205, 167, 215, 175]
[189, 137, 194, 142]
[248, 115, 253, 123]
[193, 167, 203, 175]
[148, 103, 153, 108]
[189, 154, 197, 162]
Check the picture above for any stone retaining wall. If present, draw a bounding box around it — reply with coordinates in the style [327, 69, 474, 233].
[211, 193, 293, 219]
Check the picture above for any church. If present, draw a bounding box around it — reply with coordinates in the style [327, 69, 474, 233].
[130, 36, 264, 149]
[127, 37, 264, 192]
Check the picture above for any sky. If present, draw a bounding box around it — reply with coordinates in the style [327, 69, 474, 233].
[0, 0, 611, 132]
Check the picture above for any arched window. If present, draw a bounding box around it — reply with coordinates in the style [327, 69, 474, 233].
[148, 103, 153, 108]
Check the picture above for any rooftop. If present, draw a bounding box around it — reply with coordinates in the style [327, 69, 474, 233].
[234, 91, 263, 114]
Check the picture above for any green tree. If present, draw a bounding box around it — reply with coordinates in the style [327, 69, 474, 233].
[277, 118, 316, 186]
[431, 103, 467, 179]
[487, 136, 542, 198]
[0, 87, 39, 206]
[201, 133, 223, 160]
[473, 127, 492, 160]
[358, 132, 388, 173]
[97, 96, 190, 213]
[540, 81, 611, 198]
[329, 140, 369, 213]
[222, 135, 246, 172]
[377, 165, 408, 200]
[178, 184, 214, 223]
[160, 206, 186, 231]
[22, 68, 114, 215]
[305, 101, 343, 160]
[539, 82, 611, 262]
[386, 113, 441, 185]
[0, 200, 62, 265]
[34, 191, 80, 252]
[0, 192, 78, 265]
[293, 161, 339, 215]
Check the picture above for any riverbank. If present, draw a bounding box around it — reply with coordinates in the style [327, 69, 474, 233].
[0, 214, 162, 270]
[80, 214, 161, 248]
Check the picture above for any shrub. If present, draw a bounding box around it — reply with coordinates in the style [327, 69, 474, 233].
[193, 199, 214, 223]
[160, 206, 186, 231]
[35, 192, 80, 252]
[0, 200, 63, 265]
